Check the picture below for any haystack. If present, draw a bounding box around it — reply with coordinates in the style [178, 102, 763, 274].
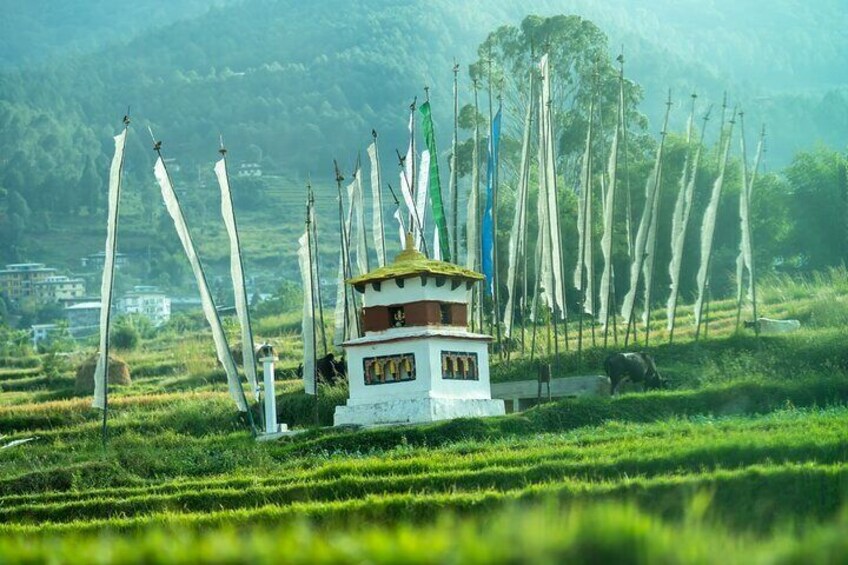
[74, 355, 131, 395]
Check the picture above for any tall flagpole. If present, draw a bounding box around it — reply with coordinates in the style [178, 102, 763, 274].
[622, 95, 672, 347]
[717, 92, 729, 159]
[735, 115, 764, 333]
[643, 92, 674, 346]
[588, 78, 601, 349]
[308, 182, 328, 355]
[411, 99, 417, 232]
[617, 51, 634, 260]
[473, 78, 484, 332]
[354, 155, 370, 272]
[486, 51, 496, 340]
[695, 109, 736, 340]
[217, 139, 260, 400]
[505, 69, 534, 360]
[735, 110, 750, 331]
[749, 124, 765, 332]
[304, 197, 319, 424]
[529, 211, 544, 362]
[98, 113, 129, 448]
[451, 60, 460, 262]
[550, 89, 569, 355]
[539, 48, 567, 358]
[152, 132, 255, 433]
[371, 130, 387, 267]
[409, 98, 425, 257]
[668, 106, 711, 343]
[577, 76, 597, 357]
[334, 161, 359, 339]
[603, 73, 623, 347]
[492, 90, 504, 354]
[541, 91, 561, 363]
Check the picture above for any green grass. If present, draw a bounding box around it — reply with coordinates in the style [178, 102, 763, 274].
[2, 502, 846, 564]
[0, 270, 846, 561]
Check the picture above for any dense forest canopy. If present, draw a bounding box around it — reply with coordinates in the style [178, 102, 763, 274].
[0, 0, 845, 312]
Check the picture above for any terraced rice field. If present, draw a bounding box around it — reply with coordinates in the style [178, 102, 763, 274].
[1, 273, 847, 562]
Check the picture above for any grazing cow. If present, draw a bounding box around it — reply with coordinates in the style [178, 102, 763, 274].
[296, 353, 347, 386]
[743, 317, 801, 335]
[603, 352, 665, 395]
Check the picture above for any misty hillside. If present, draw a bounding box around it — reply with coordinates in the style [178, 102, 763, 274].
[0, 0, 237, 68]
[0, 0, 845, 281]
[0, 0, 845, 175]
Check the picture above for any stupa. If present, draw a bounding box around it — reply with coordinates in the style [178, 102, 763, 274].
[333, 234, 505, 426]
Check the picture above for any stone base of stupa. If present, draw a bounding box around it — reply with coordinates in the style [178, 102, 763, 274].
[333, 397, 505, 427]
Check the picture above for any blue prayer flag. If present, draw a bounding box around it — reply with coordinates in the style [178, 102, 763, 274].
[481, 107, 502, 296]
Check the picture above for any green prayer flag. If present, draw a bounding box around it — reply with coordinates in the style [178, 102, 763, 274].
[419, 101, 452, 262]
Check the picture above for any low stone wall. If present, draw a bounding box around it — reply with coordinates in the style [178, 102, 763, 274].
[491, 375, 610, 413]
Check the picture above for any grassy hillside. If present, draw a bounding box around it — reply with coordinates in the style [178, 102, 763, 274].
[0, 271, 846, 560]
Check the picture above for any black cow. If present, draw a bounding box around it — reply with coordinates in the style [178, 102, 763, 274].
[603, 352, 665, 395]
[296, 353, 347, 386]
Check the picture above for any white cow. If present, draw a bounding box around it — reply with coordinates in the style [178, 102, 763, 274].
[744, 317, 801, 334]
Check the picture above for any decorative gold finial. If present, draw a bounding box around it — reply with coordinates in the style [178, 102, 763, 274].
[395, 231, 426, 263]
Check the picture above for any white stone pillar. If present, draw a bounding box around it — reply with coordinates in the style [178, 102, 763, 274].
[256, 344, 285, 435]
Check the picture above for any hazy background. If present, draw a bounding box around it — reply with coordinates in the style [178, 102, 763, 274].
[0, 0, 845, 305]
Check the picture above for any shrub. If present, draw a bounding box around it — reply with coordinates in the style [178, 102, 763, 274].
[111, 322, 140, 351]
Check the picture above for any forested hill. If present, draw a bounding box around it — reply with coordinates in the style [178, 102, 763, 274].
[0, 0, 846, 229]
[0, 0, 238, 68]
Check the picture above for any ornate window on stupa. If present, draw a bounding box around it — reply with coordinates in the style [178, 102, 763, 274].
[363, 353, 416, 385]
[441, 351, 479, 381]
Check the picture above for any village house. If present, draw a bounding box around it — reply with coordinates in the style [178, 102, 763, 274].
[33, 275, 86, 303]
[80, 251, 128, 271]
[0, 263, 58, 302]
[65, 301, 101, 338]
[117, 286, 171, 326]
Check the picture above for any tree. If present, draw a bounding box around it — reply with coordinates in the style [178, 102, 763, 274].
[468, 14, 648, 178]
[784, 147, 848, 270]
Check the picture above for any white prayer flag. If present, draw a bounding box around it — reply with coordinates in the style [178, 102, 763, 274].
[694, 121, 735, 328]
[215, 158, 258, 401]
[298, 231, 316, 394]
[155, 157, 246, 411]
[367, 141, 386, 267]
[93, 129, 127, 410]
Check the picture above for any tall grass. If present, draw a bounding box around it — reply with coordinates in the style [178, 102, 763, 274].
[3, 500, 834, 564]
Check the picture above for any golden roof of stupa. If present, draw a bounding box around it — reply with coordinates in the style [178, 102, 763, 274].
[347, 233, 484, 287]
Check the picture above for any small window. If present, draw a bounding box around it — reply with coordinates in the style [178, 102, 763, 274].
[439, 303, 451, 324]
[389, 306, 406, 327]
